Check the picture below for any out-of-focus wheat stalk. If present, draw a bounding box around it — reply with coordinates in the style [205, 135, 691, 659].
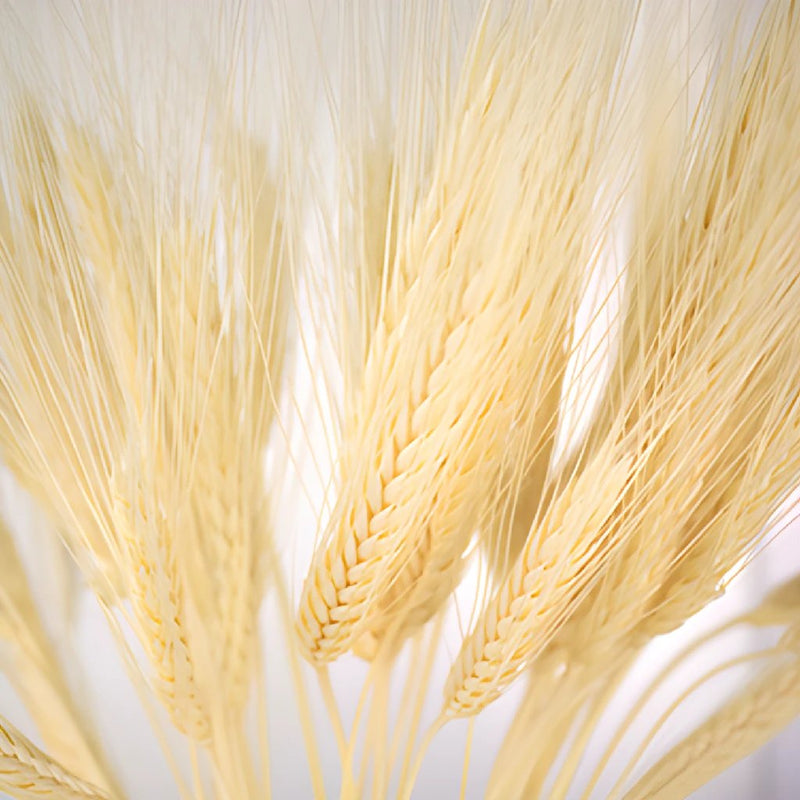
[0, 513, 119, 794]
[623, 649, 800, 800]
[0, 3, 298, 796]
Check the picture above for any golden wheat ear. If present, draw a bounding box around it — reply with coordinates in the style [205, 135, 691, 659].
[0, 714, 114, 800]
[0, 0, 303, 792]
[443, 443, 635, 717]
[297, 0, 641, 664]
[0, 510, 120, 795]
[496, 4, 800, 796]
[622, 647, 800, 800]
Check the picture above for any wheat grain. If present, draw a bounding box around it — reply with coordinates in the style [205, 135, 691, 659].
[108, 477, 210, 741]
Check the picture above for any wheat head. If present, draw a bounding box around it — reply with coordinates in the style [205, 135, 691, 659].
[623, 651, 800, 800]
[0, 715, 112, 800]
[297, 0, 639, 663]
[443, 442, 634, 717]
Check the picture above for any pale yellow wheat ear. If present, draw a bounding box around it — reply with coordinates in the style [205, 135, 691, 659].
[492, 86, 724, 784]
[539, 0, 798, 677]
[0, 714, 112, 800]
[0, 85, 210, 745]
[442, 442, 635, 717]
[633, 0, 800, 639]
[324, 1, 457, 405]
[488, 3, 800, 794]
[484, 7, 797, 793]
[0, 510, 119, 794]
[0, 3, 299, 795]
[297, 0, 641, 664]
[622, 646, 800, 800]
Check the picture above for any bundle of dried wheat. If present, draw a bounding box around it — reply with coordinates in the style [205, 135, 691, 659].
[0, 1, 798, 799]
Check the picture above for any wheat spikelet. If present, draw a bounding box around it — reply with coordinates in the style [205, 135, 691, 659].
[623, 653, 800, 800]
[162, 125, 287, 715]
[108, 473, 211, 741]
[0, 716, 112, 800]
[298, 0, 638, 663]
[442, 442, 634, 717]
